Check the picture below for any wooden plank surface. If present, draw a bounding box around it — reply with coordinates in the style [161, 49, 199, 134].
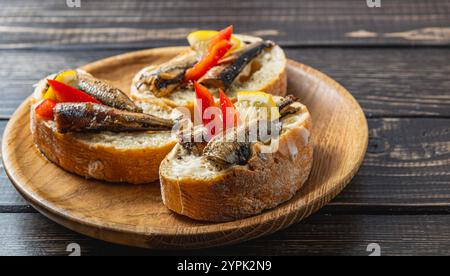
[335, 118, 450, 208]
[288, 49, 450, 118]
[0, 0, 449, 49]
[1, 118, 449, 209]
[1, 48, 450, 119]
[1, 0, 449, 256]
[0, 212, 448, 256]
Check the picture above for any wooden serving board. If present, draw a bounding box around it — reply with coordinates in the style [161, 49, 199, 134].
[2, 47, 368, 249]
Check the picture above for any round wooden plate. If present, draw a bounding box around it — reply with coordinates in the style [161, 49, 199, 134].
[2, 47, 368, 249]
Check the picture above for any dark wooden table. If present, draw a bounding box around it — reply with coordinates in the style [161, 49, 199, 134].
[1, 0, 449, 256]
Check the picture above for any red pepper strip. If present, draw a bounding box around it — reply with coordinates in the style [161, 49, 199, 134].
[47, 79, 101, 104]
[185, 40, 232, 82]
[219, 89, 238, 132]
[35, 99, 57, 120]
[194, 81, 216, 125]
[209, 25, 233, 51]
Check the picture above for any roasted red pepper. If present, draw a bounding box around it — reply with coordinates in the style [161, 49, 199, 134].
[219, 89, 238, 132]
[194, 81, 215, 124]
[185, 40, 232, 82]
[209, 25, 233, 51]
[35, 99, 57, 120]
[194, 82, 220, 137]
[185, 26, 234, 82]
[47, 79, 101, 104]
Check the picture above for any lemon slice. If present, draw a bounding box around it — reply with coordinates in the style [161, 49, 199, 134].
[236, 91, 280, 121]
[44, 70, 78, 100]
[187, 30, 241, 54]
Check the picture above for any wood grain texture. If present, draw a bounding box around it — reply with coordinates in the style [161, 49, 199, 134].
[1, 48, 450, 119]
[2, 49, 368, 249]
[335, 118, 450, 207]
[1, 213, 449, 256]
[287, 49, 450, 118]
[0, 121, 28, 207]
[0, 0, 449, 49]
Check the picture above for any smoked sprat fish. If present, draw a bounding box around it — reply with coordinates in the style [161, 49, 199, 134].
[200, 40, 275, 90]
[135, 40, 275, 97]
[202, 119, 281, 168]
[202, 95, 299, 168]
[136, 51, 198, 97]
[77, 74, 143, 113]
[55, 103, 174, 133]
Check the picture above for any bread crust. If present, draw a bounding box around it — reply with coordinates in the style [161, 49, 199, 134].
[160, 107, 313, 222]
[30, 106, 176, 185]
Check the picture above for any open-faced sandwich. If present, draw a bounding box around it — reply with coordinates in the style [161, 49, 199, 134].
[160, 83, 313, 222]
[31, 69, 179, 184]
[131, 26, 287, 112]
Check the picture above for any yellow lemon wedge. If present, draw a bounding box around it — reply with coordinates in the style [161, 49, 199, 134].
[187, 30, 241, 54]
[44, 70, 78, 100]
[236, 91, 280, 122]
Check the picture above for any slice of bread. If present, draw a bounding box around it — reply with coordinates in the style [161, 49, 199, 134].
[31, 73, 178, 184]
[131, 35, 287, 112]
[159, 100, 313, 222]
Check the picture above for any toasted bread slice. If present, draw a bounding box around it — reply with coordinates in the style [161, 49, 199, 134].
[31, 73, 178, 184]
[131, 35, 287, 112]
[159, 100, 313, 222]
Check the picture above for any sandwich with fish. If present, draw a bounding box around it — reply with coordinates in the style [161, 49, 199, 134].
[159, 83, 313, 222]
[131, 26, 287, 112]
[30, 69, 178, 184]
